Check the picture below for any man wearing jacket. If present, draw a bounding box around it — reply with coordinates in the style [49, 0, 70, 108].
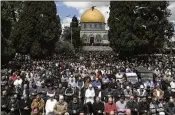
[138, 97, 149, 115]
[92, 78, 101, 89]
[53, 95, 69, 115]
[8, 96, 20, 115]
[92, 96, 104, 115]
[31, 94, 45, 115]
[65, 84, 74, 102]
[20, 95, 31, 115]
[68, 97, 81, 115]
[126, 96, 138, 115]
[1, 91, 9, 114]
[164, 98, 175, 115]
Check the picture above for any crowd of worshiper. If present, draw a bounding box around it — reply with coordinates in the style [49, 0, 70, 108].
[1, 52, 175, 115]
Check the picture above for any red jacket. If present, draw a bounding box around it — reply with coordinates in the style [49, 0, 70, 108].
[11, 75, 17, 81]
[96, 73, 102, 79]
[104, 103, 117, 114]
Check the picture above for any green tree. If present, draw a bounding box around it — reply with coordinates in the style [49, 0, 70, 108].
[56, 14, 62, 37]
[1, 1, 22, 65]
[108, 1, 174, 58]
[55, 40, 75, 55]
[1, 19, 15, 65]
[10, 1, 61, 58]
[63, 16, 82, 49]
[71, 16, 82, 49]
[62, 26, 71, 42]
[1, 1, 24, 28]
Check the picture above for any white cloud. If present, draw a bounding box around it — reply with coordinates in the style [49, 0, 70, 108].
[168, 2, 175, 21]
[61, 17, 72, 29]
[63, 2, 110, 29]
[79, 9, 85, 15]
[61, 16, 81, 29]
[63, 2, 91, 9]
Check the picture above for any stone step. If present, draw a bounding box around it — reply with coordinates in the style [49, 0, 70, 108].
[82, 46, 113, 51]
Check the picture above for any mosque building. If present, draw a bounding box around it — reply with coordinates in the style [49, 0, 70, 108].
[80, 7, 112, 51]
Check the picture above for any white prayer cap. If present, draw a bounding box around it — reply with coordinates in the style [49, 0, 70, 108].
[48, 93, 55, 97]
[126, 86, 130, 89]
[97, 86, 101, 89]
[89, 84, 92, 88]
[59, 95, 64, 99]
[140, 85, 144, 89]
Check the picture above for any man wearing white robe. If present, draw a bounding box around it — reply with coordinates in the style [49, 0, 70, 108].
[14, 76, 23, 88]
[45, 95, 57, 115]
[85, 84, 95, 104]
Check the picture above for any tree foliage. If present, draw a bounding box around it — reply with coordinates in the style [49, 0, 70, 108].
[1, 1, 22, 65]
[108, 1, 174, 58]
[10, 1, 61, 58]
[63, 16, 82, 49]
[71, 16, 82, 48]
[62, 26, 71, 42]
[55, 40, 75, 55]
[1, 1, 24, 28]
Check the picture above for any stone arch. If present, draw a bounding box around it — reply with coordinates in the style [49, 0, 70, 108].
[84, 23, 87, 29]
[96, 34, 102, 43]
[82, 34, 88, 43]
[103, 35, 108, 40]
[89, 34, 95, 45]
[89, 34, 94, 38]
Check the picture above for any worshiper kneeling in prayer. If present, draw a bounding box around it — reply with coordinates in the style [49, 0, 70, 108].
[104, 97, 116, 115]
[45, 94, 57, 115]
[126, 96, 138, 115]
[8, 96, 20, 115]
[1, 91, 9, 114]
[53, 95, 69, 115]
[92, 96, 104, 115]
[85, 84, 95, 104]
[138, 97, 149, 115]
[164, 97, 175, 115]
[31, 94, 45, 115]
[68, 96, 81, 115]
[116, 97, 131, 115]
[65, 84, 75, 102]
[81, 102, 93, 115]
[19, 95, 31, 115]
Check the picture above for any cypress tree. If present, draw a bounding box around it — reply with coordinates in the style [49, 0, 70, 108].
[71, 16, 82, 49]
[10, 1, 61, 58]
[108, 1, 174, 58]
[1, 1, 18, 65]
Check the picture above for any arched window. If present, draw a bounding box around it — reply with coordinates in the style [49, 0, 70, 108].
[84, 23, 86, 29]
[103, 35, 108, 40]
[92, 23, 95, 28]
[96, 34, 102, 43]
[82, 34, 88, 43]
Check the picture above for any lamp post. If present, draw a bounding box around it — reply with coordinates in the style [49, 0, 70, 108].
[62, 15, 80, 45]
[71, 22, 73, 44]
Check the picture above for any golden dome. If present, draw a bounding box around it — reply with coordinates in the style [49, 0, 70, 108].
[81, 8, 105, 23]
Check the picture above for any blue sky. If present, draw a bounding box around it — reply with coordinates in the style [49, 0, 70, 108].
[55, 1, 175, 29]
[56, 2, 80, 22]
[55, 1, 110, 29]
